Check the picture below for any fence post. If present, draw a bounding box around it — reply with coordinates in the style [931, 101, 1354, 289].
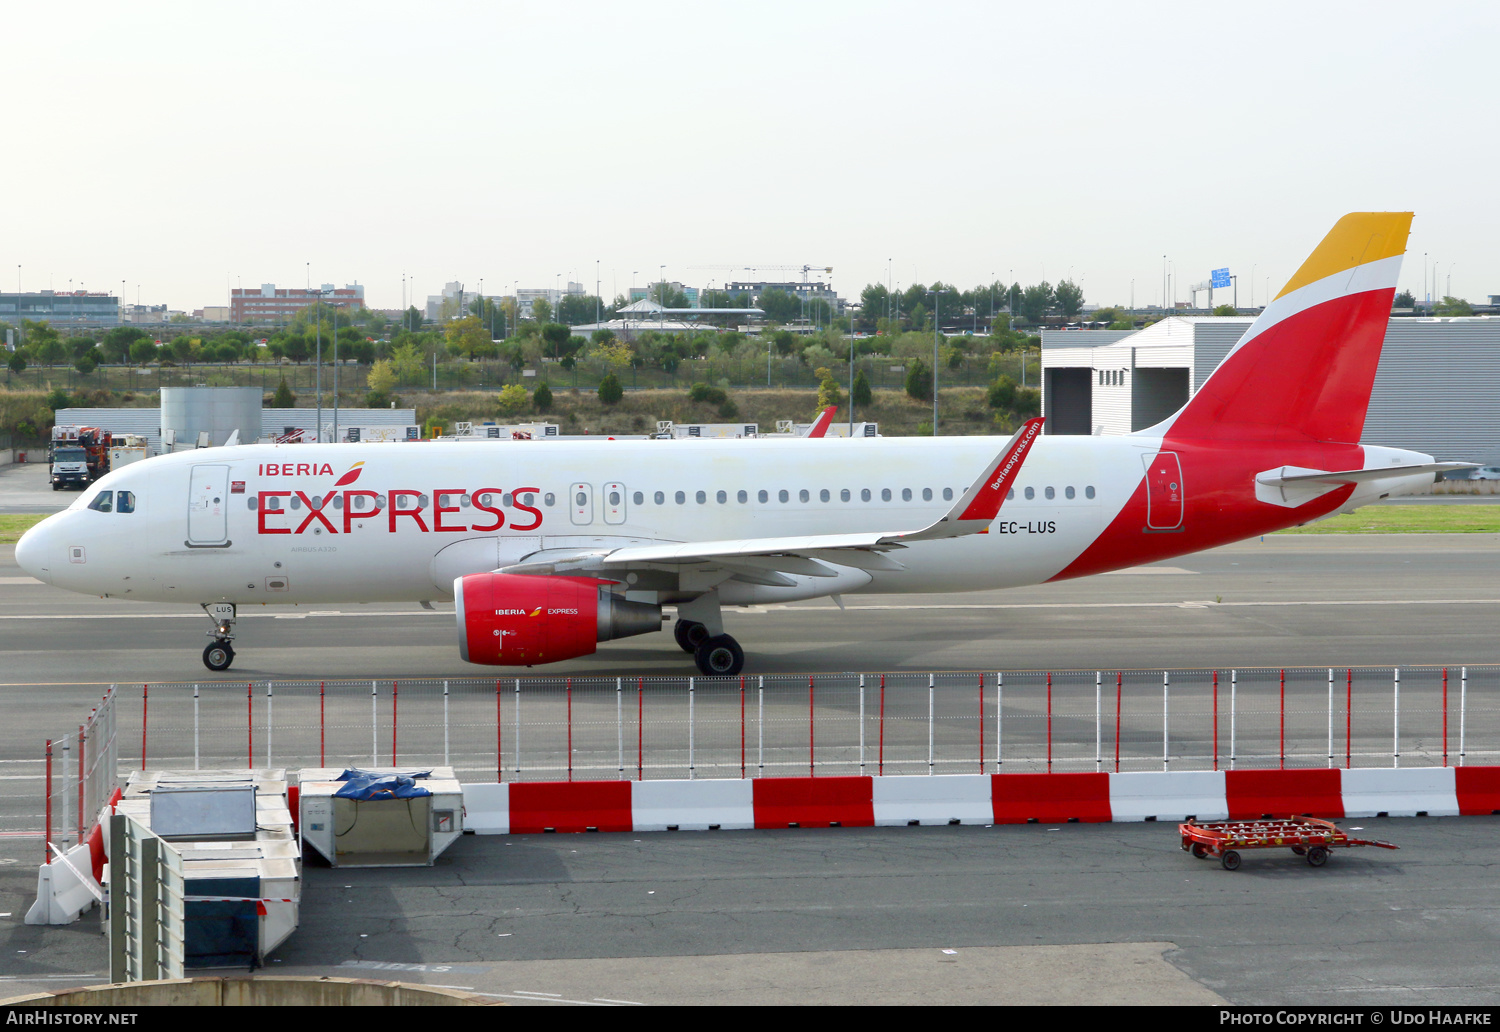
[1114, 672, 1122, 773]
[1278, 669, 1285, 770]
[567, 677, 574, 783]
[44, 740, 52, 866]
[267, 681, 274, 768]
[1162, 671, 1169, 772]
[618, 677, 625, 781]
[1327, 669, 1334, 769]
[757, 676, 764, 778]
[1460, 667, 1467, 766]
[496, 680, 502, 784]
[636, 677, 643, 781]
[1350, 672, 1362, 768]
[320, 682, 326, 769]
[443, 680, 450, 767]
[193, 683, 200, 771]
[995, 672, 1002, 773]
[1095, 672, 1102, 774]
[1046, 672, 1053, 774]
[141, 683, 148, 771]
[687, 677, 694, 781]
[927, 673, 935, 776]
[75, 726, 85, 844]
[247, 682, 253, 769]
[392, 681, 399, 767]
[978, 673, 985, 775]
[1442, 667, 1449, 767]
[516, 679, 522, 779]
[1212, 671, 1219, 772]
[59, 735, 70, 852]
[1230, 670, 1237, 771]
[1393, 667, 1400, 769]
[858, 674, 866, 776]
[370, 681, 377, 767]
[740, 676, 746, 780]
[878, 674, 885, 776]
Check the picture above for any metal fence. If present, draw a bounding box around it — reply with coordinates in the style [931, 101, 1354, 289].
[40, 685, 120, 861]
[20, 668, 1498, 841]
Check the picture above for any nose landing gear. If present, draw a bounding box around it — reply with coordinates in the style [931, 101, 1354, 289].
[200, 602, 237, 672]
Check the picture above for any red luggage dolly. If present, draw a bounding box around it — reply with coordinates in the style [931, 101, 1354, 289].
[1179, 816, 1398, 871]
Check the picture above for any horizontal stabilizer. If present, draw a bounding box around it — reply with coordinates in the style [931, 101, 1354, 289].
[1257, 462, 1476, 487]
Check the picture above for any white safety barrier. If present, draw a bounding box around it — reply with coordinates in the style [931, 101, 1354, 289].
[1340, 767, 1460, 817]
[632, 779, 755, 831]
[872, 774, 993, 826]
[462, 783, 510, 834]
[25, 840, 103, 926]
[1108, 771, 1229, 822]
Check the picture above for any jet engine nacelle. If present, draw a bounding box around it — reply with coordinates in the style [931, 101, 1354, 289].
[454, 572, 662, 665]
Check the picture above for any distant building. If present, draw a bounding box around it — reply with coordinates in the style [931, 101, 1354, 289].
[723, 279, 843, 312]
[0, 290, 119, 328]
[122, 304, 168, 325]
[230, 283, 365, 323]
[628, 282, 699, 307]
[514, 282, 584, 320]
[198, 306, 231, 323]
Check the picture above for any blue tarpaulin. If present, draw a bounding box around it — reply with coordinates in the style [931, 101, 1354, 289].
[333, 769, 433, 800]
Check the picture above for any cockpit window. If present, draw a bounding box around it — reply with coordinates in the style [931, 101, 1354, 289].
[88, 491, 114, 513]
[117, 491, 135, 513]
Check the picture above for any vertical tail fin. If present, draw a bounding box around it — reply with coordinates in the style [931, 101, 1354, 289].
[1161, 212, 1412, 444]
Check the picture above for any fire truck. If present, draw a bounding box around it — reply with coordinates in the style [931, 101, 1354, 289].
[49, 425, 113, 490]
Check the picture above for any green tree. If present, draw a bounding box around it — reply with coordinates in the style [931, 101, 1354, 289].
[129, 338, 158, 365]
[557, 294, 601, 326]
[987, 374, 1017, 409]
[402, 306, 424, 332]
[496, 384, 529, 415]
[366, 360, 397, 394]
[445, 315, 490, 359]
[101, 326, 145, 363]
[540, 322, 570, 359]
[46, 387, 71, 411]
[531, 297, 553, 322]
[74, 352, 98, 376]
[1212, 304, 1239, 316]
[1434, 296, 1474, 317]
[852, 369, 872, 408]
[757, 288, 801, 323]
[7, 352, 25, 375]
[905, 357, 931, 401]
[1054, 279, 1085, 317]
[1020, 282, 1054, 323]
[1393, 289, 1416, 309]
[597, 372, 623, 405]
[533, 382, 552, 412]
[271, 379, 296, 408]
[281, 334, 310, 364]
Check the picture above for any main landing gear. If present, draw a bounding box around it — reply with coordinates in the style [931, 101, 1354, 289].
[200, 602, 237, 672]
[676, 619, 746, 676]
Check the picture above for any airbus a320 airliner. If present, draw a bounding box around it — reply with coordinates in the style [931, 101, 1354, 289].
[15, 213, 1468, 676]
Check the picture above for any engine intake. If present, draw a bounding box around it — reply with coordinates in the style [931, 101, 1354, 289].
[454, 572, 661, 666]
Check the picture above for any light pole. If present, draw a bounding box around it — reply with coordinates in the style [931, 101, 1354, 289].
[330, 290, 340, 443]
[927, 287, 948, 436]
[659, 265, 666, 334]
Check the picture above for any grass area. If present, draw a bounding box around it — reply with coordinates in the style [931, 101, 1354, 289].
[0, 514, 48, 544]
[1275, 504, 1500, 534]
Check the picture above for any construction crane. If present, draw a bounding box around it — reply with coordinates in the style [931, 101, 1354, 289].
[691, 264, 832, 283]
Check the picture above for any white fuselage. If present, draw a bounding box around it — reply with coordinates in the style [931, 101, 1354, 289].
[18, 435, 1432, 609]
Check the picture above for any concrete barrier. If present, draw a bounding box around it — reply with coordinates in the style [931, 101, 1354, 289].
[1340, 767, 1459, 817]
[461, 783, 510, 834]
[991, 773, 1112, 824]
[1, 976, 503, 1006]
[632, 778, 754, 831]
[24, 841, 102, 926]
[1109, 771, 1228, 822]
[872, 774, 993, 826]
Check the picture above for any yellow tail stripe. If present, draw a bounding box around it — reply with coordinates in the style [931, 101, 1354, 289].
[1274, 212, 1413, 300]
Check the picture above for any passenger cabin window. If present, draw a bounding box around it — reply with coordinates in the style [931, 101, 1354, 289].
[943, 488, 953, 501]
[1065, 486, 1075, 500]
[758, 490, 769, 503]
[922, 488, 932, 501]
[1045, 487, 1055, 500]
[544, 493, 556, 507]
[881, 488, 891, 501]
[717, 490, 727, 504]
[799, 489, 810, 503]
[737, 490, 748, 503]
[901, 488, 912, 502]
[1024, 487, 1035, 500]
[88, 491, 113, 512]
[633, 491, 644, 505]
[861, 489, 871, 502]
[1085, 486, 1096, 499]
[840, 489, 851, 502]
[655, 491, 665, 505]
[675, 491, 686, 504]
[696, 490, 707, 504]
[819, 489, 830, 502]
[778, 490, 789, 503]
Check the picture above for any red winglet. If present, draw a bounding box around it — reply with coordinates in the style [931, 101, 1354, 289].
[956, 417, 1044, 522]
[806, 406, 837, 438]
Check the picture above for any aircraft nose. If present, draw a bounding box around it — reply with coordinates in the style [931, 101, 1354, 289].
[15, 520, 52, 584]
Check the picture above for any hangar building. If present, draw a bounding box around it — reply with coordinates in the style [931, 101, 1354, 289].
[1041, 317, 1500, 463]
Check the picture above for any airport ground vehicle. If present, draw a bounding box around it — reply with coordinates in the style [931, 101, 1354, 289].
[13, 213, 1475, 673]
[48, 426, 112, 490]
[1180, 817, 1398, 870]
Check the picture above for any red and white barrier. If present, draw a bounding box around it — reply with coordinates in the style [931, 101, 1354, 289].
[462, 766, 1500, 835]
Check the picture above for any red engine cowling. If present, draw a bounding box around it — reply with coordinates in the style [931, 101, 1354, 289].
[454, 572, 662, 666]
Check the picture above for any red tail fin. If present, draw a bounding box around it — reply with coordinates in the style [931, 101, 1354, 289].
[1159, 212, 1412, 445]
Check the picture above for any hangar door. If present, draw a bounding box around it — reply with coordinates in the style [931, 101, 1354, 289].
[1044, 368, 1093, 435]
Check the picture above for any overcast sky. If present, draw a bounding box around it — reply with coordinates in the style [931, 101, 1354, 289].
[8, 0, 1497, 313]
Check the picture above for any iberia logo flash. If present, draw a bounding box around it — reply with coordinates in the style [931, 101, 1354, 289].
[334, 461, 365, 487]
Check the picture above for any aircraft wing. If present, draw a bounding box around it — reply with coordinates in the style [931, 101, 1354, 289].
[500, 418, 1044, 580]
